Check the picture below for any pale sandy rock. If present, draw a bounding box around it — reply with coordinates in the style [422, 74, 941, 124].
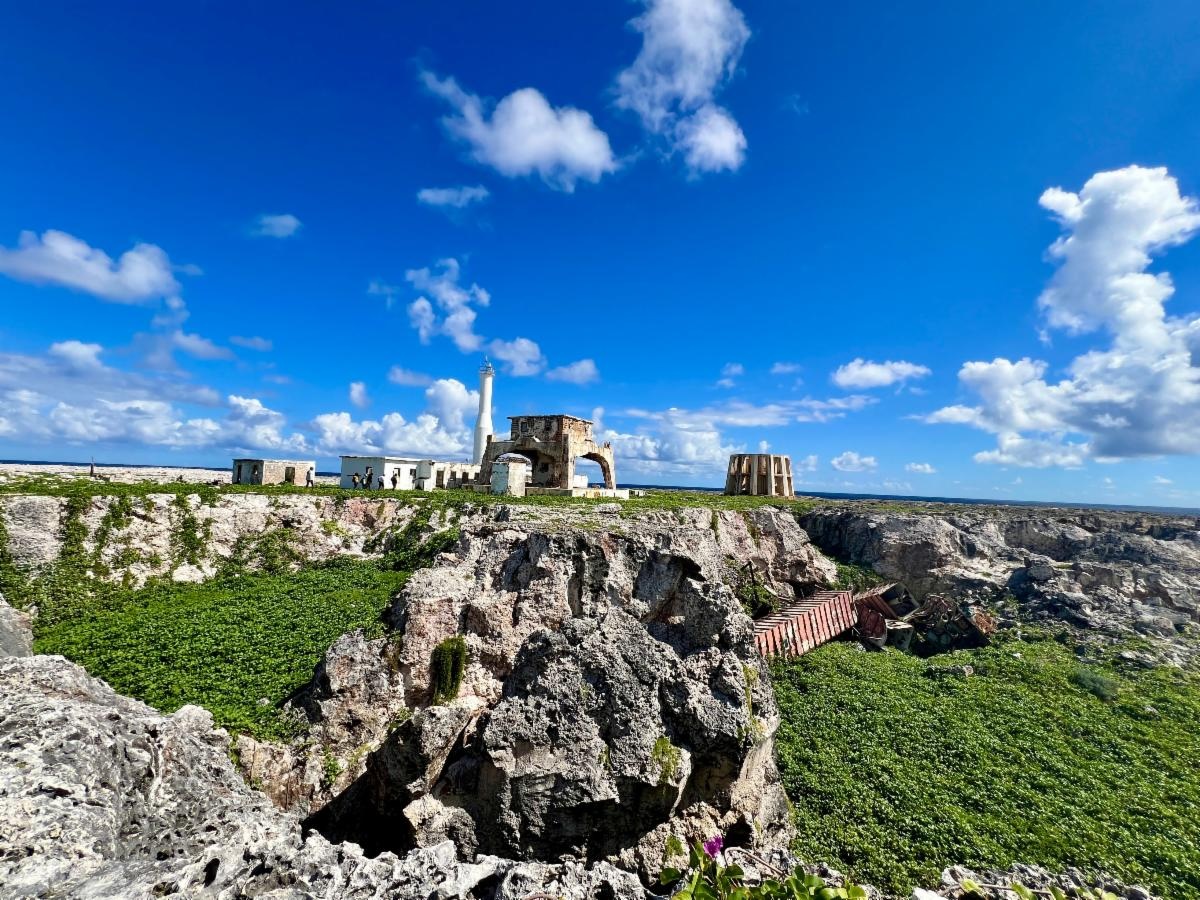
[1, 495, 63, 571]
[0, 595, 32, 656]
[0, 654, 650, 899]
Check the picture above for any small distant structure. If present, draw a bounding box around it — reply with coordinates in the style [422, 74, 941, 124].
[232, 458, 314, 486]
[479, 414, 624, 498]
[490, 458, 528, 497]
[339, 456, 422, 490]
[724, 454, 794, 497]
[338, 455, 481, 490]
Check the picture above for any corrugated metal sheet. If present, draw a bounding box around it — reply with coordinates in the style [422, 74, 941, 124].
[753, 590, 856, 658]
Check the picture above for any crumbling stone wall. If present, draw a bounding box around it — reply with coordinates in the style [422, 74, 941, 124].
[479, 414, 616, 490]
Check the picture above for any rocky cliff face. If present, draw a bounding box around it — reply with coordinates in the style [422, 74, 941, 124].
[0, 492, 422, 586]
[0, 654, 645, 899]
[0, 490, 1187, 897]
[246, 503, 830, 876]
[800, 504, 1200, 664]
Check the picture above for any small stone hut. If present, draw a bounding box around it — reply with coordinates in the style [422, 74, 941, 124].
[231, 458, 315, 486]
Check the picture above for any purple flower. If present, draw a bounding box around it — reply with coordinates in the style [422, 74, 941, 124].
[702, 835, 724, 858]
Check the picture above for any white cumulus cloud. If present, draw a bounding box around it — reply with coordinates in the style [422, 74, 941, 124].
[405, 258, 489, 353]
[832, 358, 932, 389]
[388, 366, 434, 387]
[906, 462, 936, 474]
[0, 229, 180, 303]
[488, 337, 545, 377]
[831, 451, 877, 472]
[927, 165, 1200, 467]
[251, 214, 302, 238]
[310, 378, 479, 458]
[615, 0, 750, 174]
[349, 381, 370, 409]
[546, 358, 600, 384]
[231, 336, 272, 352]
[421, 71, 616, 191]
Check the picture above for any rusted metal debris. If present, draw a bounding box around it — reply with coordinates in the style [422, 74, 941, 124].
[751, 579, 996, 659]
[753, 591, 857, 658]
[852, 583, 995, 651]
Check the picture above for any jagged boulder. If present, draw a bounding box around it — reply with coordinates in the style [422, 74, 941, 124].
[0, 654, 647, 899]
[305, 507, 800, 878]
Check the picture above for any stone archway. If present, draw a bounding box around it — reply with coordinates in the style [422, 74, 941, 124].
[581, 451, 615, 489]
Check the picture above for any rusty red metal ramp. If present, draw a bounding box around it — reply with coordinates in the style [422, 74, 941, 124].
[752, 590, 856, 658]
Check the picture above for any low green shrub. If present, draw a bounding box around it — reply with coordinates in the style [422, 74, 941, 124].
[661, 837, 869, 900]
[1073, 668, 1120, 702]
[831, 560, 884, 593]
[430, 635, 468, 703]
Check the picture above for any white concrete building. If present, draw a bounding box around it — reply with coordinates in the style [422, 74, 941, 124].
[490, 459, 528, 497]
[338, 456, 483, 491]
[339, 456, 423, 490]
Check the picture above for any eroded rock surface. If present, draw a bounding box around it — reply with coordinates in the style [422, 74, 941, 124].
[0, 654, 645, 899]
[801, 505, 1200, 662]
[290, 504, 812, 876]
[0, 595, 32, 657]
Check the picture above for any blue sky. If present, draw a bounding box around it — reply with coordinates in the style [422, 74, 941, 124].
[1, 1, 1199, 505]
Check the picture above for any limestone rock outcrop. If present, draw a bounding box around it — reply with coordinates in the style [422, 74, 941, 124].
[229, 503, 830, 830]
[0, 653, 646, 899]
[294, 504, 811, 876]
[0, 595, 32, 657]
[800, 504, 1200, 662]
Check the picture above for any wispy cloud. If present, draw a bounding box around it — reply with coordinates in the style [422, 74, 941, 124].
[417, 185, 490, 208]
[251, 213, 302, 238]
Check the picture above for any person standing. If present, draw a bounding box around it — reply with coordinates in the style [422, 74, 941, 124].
[390, 470, 399, 490]
[306, 467, 314, 488]
[364, 466, 374, 489]
[351, 472, 360, 489]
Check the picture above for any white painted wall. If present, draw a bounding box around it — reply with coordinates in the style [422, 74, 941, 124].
[339, 456, 422, 489]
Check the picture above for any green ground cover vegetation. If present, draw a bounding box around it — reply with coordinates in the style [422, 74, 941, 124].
[0, 484, 467, 740]
[34, 561, 408, 739]
[771, 638, 1200, 899]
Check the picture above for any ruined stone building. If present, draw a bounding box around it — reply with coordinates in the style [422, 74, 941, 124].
[724, 453, 794, 497]
[231, 458, 315, 486]
[479, 415, 617, 496]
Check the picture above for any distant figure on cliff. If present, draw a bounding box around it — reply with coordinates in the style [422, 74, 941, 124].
[364, 466, 374, 489]
[390, 470, 399, 490]
[351, 472, 360, 489]
[305, 468, 314, 488]
[377, 476, 385, 489]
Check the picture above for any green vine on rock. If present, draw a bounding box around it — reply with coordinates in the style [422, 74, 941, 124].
[169, 493, 210, 570]
[430, 635, 468, 703]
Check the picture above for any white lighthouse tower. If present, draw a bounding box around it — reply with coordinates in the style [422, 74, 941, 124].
[472, 359, 495, 465]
